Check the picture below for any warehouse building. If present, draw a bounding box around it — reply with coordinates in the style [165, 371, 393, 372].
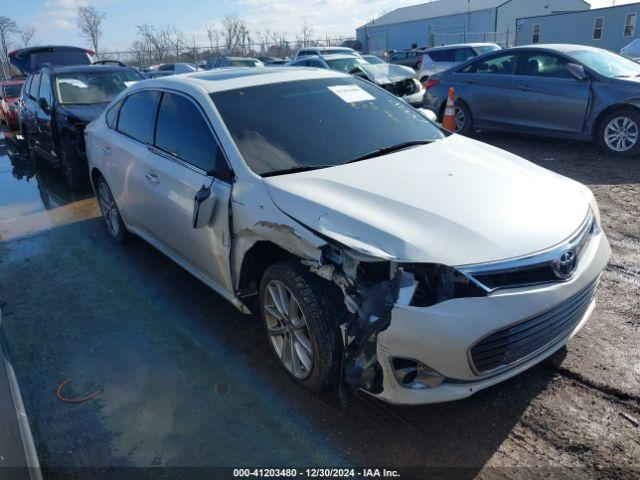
[356, 0, 589, 55]
[516, 3, 640, 52]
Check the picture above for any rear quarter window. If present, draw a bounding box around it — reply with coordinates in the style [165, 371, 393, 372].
[117, 90, 161, 144]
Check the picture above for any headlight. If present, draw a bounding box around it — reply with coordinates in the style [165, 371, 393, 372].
[401, 264, 487, 307]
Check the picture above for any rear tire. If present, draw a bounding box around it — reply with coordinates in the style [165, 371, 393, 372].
[96, 175, 129, 243]
[599, 108, 640, 157]
[451, 100, 474, 136]
[259, 260, 342, 392]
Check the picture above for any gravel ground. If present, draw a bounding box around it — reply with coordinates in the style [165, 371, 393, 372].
[0, 131, 638, 479]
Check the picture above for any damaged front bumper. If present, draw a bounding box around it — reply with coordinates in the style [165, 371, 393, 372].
[365, 227, 611, 405]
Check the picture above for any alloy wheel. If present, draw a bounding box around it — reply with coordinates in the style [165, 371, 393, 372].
[97, 181, 121, 238]
[604, 116, 639, 153]
[263, 279, 313, 379]
[454, 106, 466, 132]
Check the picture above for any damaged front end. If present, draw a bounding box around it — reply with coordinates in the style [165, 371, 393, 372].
[309, 245, 487, 400]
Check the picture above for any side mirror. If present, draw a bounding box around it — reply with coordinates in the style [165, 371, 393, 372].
[416, 107, 438, 123]
[38, 98, 49, 111]
[193, 184, 216, 229]
[567, 63, 588, 81]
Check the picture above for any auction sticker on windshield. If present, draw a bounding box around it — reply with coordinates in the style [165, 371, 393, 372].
[328, 85, 375, 103]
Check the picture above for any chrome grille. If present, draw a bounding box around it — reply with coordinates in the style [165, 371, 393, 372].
[469, 277, 600, 376]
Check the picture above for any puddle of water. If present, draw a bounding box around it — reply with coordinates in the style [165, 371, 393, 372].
[0, 132, 98, 240]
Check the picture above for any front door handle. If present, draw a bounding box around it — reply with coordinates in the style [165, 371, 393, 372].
[102, 146, 112, 156]
[144, 172, 160, 185]
[517, 85, 532, 91]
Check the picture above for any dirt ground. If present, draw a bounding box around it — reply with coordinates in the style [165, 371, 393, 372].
[0, 131, 638, 479]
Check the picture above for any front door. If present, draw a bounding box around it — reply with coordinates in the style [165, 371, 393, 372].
[510, 51, 590, 134]
[35, 72, 55, 157]
[128, 91, 234, 291]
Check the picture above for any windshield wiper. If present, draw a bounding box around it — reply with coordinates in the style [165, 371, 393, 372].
[344, 140, 434, 165]
[261, 165, 336, 178]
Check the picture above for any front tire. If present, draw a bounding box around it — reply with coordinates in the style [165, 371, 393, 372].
[599, 108, 640, 157]
[96, 175, 129, 243]
[259, 260, 342, 392]
[450, 100, 474, 136]
[59, 143, 89, 190]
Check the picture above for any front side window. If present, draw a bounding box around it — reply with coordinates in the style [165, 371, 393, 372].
[55, 70, 141, 105]
[155, 92, 228, 176]
[625, 13, 637, 37]
[518, 53, 572, 79]
[593, 17, 604, 40]
[39, 73, 53, 105]
[117, 90, 160, 144]
[454, 48, 474, 62]
[211, 78, 444, 176]
[29, 73, 41, 98]
[532, 24, 541, 44]
[463, 53, 518, 75]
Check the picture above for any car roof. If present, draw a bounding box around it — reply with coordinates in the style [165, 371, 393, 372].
[301, 47, 352, 51]
[426, 43, 499, 51]
[134, 67, 346, 94]
[41, 64, 135, 74]
[509, 43, 602, 54]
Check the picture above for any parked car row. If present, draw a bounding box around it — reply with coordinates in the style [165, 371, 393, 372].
[3, 41, 614, 406]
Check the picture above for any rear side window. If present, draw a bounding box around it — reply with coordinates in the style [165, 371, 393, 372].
[117, 90, 160, 144]
[428, 49, 455, 62]
[454, 48, 475, 62]
[155, 92, 228, 177]
[29, 73, 41, 98]
[105, 101, 121, 129]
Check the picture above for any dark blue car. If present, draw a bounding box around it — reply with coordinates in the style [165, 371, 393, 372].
[423, 44, 640, 157]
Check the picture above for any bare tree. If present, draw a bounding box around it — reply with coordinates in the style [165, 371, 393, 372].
[76, 6, 106, 55]
[165, 25, 185, 61]
[19, 25, 36, 47]
[135, 24, 170, 64]
[0, 16, 18, 79]
[295, 22, 313, 49]
[206, 24, 219, 52]
[221, 14, 247, 52]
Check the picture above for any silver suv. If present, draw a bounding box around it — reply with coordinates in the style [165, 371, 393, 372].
[418, 43, 501, 83]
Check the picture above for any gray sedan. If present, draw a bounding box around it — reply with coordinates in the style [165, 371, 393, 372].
[423, 44, 640, 156]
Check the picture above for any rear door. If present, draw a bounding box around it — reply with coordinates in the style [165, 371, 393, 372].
[25, 73, 41, 142]
[454, 52, 520, 126]
[135, 91, 234, 290]
[510, 50, 590, 134]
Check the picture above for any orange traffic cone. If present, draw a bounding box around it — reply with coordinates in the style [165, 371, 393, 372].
[442, 87, 457, 132]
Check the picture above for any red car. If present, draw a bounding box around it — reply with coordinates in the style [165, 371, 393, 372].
[0, 78, 25, 130]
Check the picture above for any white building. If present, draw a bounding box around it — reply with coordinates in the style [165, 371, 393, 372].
[356, 0, 590, 54]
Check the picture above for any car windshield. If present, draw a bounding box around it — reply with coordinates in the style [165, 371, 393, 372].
[473, 45, 501, 55]
[325, 57, 368, 74]
[55, 70, 141, 105]
[3, 85, 22, 97]
[230, 59, 261, 67]
[211, 77, 444, 176]
[570, 49, 640, 78]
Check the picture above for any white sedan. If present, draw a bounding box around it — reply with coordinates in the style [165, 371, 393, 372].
[85, 67, 610, 405]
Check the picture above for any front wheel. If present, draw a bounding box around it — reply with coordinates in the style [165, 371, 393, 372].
[599, 109, 640, 157]
[449, 101, 474, 136]
[259, 260, 342, 392]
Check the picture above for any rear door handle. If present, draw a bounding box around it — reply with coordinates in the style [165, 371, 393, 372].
[145, 172, 160, 185]
[517, 85, 532, 91]
[102, 146, 112, 155]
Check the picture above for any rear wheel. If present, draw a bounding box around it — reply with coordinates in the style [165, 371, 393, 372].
[259, 260, 342, 392]
[599, 108, 640, 157]
[96, 175, 129, 243]
[451, 101, 474, 136]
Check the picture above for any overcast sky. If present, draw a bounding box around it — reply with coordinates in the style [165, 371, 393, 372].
[2, 0, 637, 52]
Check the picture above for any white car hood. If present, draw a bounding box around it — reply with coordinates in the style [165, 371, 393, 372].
[263, 135, 591, 266]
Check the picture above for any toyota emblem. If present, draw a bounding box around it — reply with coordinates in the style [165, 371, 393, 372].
[553, 250, 578, 279]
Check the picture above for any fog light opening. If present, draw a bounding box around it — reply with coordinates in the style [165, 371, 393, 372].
[391, 358, 445, 390]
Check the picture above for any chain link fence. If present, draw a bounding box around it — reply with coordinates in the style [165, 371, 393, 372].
[100, 37, 358, 68]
